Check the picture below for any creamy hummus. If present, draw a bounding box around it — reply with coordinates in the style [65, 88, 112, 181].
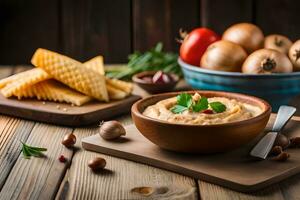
[143, 93, 263, 125]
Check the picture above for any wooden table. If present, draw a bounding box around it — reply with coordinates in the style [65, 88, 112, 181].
[0, 65, 300, 200]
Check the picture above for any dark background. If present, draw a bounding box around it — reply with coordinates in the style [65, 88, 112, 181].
[0, 0, 299, 64]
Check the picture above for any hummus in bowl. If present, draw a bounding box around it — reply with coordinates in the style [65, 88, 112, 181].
[131, 91, 271, 153]
[143, 93, 263, 125]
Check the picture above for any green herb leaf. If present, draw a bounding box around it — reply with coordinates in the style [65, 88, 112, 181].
[177, 93, 193, 108]
[170, 105, 188, 114]
[209, 102, 226, 113]
[193, 97, 209, 112]
[22, 145, 30, 159]
[106, 42, 182, 80]
[21, 142, 47, 159]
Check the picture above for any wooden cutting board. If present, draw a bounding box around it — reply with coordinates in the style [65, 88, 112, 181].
[0, 94, 140, 126]
[82, 115, 300, 192]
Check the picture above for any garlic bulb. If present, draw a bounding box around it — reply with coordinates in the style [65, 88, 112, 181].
[99, 121, 126, 140]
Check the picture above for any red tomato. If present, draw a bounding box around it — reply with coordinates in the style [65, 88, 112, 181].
[180, 28, 220, 66]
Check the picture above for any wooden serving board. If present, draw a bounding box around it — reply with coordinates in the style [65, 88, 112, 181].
[0, 94, 140, 126]
[82, 115, 300, 192]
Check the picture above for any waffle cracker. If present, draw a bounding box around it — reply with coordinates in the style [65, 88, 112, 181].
[106, 78, 133, 95]
[0, 68, 51, 97]
[106, 84, 127, 100]
[14, 80, 92, 106]
[82, 58, 133, 98]
[31, 48, 108, 102]
[84, 56, 105, 75]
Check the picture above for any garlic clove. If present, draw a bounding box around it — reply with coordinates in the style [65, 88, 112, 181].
[99, 120, 126, 140]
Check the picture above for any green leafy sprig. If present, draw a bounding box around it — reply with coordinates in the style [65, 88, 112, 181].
[105, 42, 182, 80]
[170, 93, 226, 114]
[21, 142, 47, 159]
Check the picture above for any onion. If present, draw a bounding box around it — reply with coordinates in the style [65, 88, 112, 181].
[289, 40, 300, 71]
[222, 23, 264, 54]
[200, 40, 247, 72]
[242, 49, 293, 74]
[264, 34, 292, 54]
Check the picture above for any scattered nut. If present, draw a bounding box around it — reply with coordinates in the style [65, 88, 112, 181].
[56, 105, 60, 109]
[270, 146, 283, 156]
[99, 121, 126, 140]
[131, 187, 154, 196]
[61, 133, 76, 148]
[272, 152, 290, 161]
[274, 134, 290, 149]
[63, 108, 68, 112]
[88, 157, 106, 171]
[290, 137, 300, 148]
[42, 101, 46, 105]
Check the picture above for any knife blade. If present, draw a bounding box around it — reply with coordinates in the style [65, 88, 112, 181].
[250, 106, 296, 159]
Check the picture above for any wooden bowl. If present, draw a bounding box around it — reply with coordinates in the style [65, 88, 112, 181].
[131, 91, 271, 154]
[132, 71, 179, 94]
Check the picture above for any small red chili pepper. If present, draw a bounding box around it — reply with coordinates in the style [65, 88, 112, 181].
[203, 109, 214, 114]
[58, 155, 67, 163]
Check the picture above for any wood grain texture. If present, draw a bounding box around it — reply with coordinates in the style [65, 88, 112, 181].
[61, 0, 131, 63]
[0, 0, 60, 65]
[255, 0, 300, 41]
[198, 181, 284, 200]
[66, 117, 197, 200]
[82, 117, 300, 193]
[201, 0, 253, 35]
[0, 117, 35, 189]
[0, 123, 73, 200]
[0, 66, 13, 79]
[279, 173, 300, 200]
[132, 0, 199, 52]
[0, 94, 140, 126]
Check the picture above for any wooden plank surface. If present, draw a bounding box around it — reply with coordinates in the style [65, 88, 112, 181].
[2, 65, 300, 199]
[65, 116, 198, 200]
[82, 117, 300, 193]
[0, 123, 73, 200]
[61, 0, 131, 63]
[200, 0, 253, 35]
[0, 117, 35, 189]
[0, 0, 60, 65]
[255, 0, 300, 41]
[198, 181, 284, 200]
[132, 0, 199, 52]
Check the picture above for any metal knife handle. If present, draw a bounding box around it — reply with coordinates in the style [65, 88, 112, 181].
[272, 106, 296, 132]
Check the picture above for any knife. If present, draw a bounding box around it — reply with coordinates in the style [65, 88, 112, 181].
[250, 105, 296, 159]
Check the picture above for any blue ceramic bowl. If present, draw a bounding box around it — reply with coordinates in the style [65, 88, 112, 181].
[179, 58, 300, 111]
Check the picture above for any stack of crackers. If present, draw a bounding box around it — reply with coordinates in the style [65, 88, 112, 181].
[0, 49, 133, 106]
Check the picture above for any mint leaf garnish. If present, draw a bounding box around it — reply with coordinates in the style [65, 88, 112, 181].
[170, 93, 227, 114]
[192, 97, 208, 112]
[209, 102, 226, 113]
[177, 93, 193, 108]
[170, 105, 188, 114]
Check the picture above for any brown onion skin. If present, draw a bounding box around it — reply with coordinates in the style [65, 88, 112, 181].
[242, 49, 293, 74]
[264, 34, 292, 55]
[200, 40, 247, 72]
[289, 40, 300, 71]
[222, 23, 264, 54]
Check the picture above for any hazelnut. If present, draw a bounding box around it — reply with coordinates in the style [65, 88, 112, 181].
[272, 152, 290, 162]
[274, 134, 290, 149]
[99, 121, 126, 140]
[88, 157, 106, 171]
[270, 146, 282, 156]
[290, 137, 300, 148]
[61, 133, 76, 148]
